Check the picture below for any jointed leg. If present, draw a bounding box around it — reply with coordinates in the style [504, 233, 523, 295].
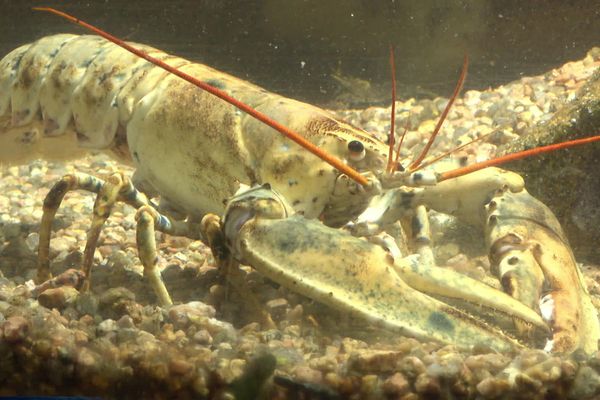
[38, 173, 105, 283]
[38, 172, 165, 296]
[135, 205, 202, 305]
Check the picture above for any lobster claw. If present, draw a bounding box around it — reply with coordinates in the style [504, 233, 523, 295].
[220, 185, 552, 352]
[486, 187, 600, 354]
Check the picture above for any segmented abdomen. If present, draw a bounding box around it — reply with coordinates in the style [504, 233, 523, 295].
[0, 34, 200, 163]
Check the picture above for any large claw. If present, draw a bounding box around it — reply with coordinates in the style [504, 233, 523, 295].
[486, 187, 600, 354]
[219, 184, 551, 352]
[356, 167, 599, 354]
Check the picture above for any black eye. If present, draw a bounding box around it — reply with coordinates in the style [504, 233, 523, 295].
[347, 140, 366, 161]
[348, 140, 364, 153]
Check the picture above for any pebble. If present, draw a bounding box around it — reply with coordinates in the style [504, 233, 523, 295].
[2, 315, 30, 342]
[348, 350, 406, 374]
[168, 301, 216, 330]
[38, 287, 79, 310]
[382, 372, 410, 396]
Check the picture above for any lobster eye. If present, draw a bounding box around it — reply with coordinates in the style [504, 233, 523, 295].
[347, 140, 366, 161]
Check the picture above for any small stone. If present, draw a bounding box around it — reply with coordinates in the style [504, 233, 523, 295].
[38, 287, 79, 310]
[414, 372, 440, 395]
[170, 358, 194, 375]
[569, 366, 600, 399]
[309, 355, 338, 374]
[293, 365, 322, 385]
[348, 350, 404, 374]
[285, 304, 303, 322]
[382, 372, 410, 396]
[75, 292, 99, 316]
[97, 319, 117, 336]
[265, 297, 288, 320]
[361, 374, 380, 396]
[24, 232, 39, 252]
[168, 301, 216, 330]
[561, 359, 577, 381]
[476, 377, 510, 397]
[76, 347, 98, 369]
[98, 287, 140, 321]
[522, 357, 561, 383]
[2, 315, 29, 342]
[116, 315, 135, 329]
[192, 329, 213, 345]
[397, 356, 427, 378]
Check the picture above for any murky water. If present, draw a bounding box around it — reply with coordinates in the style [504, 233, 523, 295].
[0, 0, 598, 105]
[0, 1, 599, 398]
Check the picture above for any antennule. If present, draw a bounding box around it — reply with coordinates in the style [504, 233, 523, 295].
[409, 55, 468, 171]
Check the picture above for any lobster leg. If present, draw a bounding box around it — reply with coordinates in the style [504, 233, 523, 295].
[37, 172, 196, 304]
[38, 173, 104, 283]
[80, 173, 128, 291]
[39, 172, 152, 287]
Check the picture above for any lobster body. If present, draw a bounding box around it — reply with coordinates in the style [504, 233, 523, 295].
[0, 34, 384, 221]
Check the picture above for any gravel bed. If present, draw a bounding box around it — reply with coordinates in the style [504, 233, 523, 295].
[0, 49, 599, 399]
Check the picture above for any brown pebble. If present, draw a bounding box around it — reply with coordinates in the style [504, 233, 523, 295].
[170, 358, 194, 375]
[348, 350, 404, 373]
[361, 374, 380, 395]
[72, 329, 89, 344]
[76, 347, 98, 369]
[414, 373, 440, 395]
[265, 297, 288, 320]
[523, 357, 561, 383]
[192, 329, 213, 345]
[2, 315, 29, 342]
[293, 365, 323, 385]
[476, 377, 510, 397]
[464, 353, 511, 375]
[397, 356, 427, 378]
[399, 394, 419, 400]
[286, 304, 303, 322]
[323, 372, 341, 390]
[309, 355, 339, 373]
[38, 287, 79, 310]
[561, 359, 578, 381]
[382, 372, 410, 396]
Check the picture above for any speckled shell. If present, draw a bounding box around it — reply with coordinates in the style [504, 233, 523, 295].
[0, 34, 390, 220]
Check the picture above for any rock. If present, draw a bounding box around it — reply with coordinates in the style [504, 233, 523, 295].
[2, 315, 30, 342]
[265, 298, 288, 321]
[97, 319, 118, 336]
[382, 372, 410, 397]
[168, 301, 216, 330]
[98, 287, 141, 321]
[38, 287, 79, 310]
[476, 376, 510, 398]
[347, 350, 405, 374]
[568, 365, 600, 399]
[414, 372, 440, 396]
[192, 329, 213, 345]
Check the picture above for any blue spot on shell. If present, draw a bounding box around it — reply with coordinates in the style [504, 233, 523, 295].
[204, 79, 225, 89]
[428, 311, 455, 333]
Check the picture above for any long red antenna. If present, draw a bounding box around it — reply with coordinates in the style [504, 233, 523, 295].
[33, 7, 368, 186]
[439, 134, 600, 181]
[408, 55, 468, 170]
